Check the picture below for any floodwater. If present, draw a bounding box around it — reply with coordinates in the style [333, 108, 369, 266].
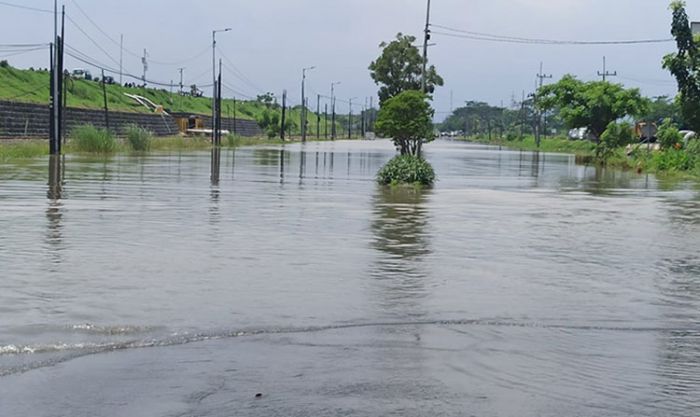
[1, 139, 699, 416]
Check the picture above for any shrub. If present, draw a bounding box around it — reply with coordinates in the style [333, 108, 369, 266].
[652, 148, 696, 171]
[657, 118, 683, 150]
[597, 121, 634, 161]
[377, 155, 435, 186]
[70, 124, 117, 153]
[124, 124, 152, 151]
[0, 60, 9, 68]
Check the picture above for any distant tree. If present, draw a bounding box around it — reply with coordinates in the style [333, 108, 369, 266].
[375, 90, 434, 156]
[642, 95, 682, 126]
[0, 60, 9, 68]
[369, 33, 443, 105]
[257, 108, 294, 138]
[537, 75, 649, 140]
[256, 92, 276, 108]
[663, 1, 700, 132]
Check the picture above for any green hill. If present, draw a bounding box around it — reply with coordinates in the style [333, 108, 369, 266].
[0, 64, 342, 136]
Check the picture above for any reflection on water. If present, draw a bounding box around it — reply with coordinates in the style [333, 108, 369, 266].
[370, 186, 432, 318]
[46, 155, 64, 268]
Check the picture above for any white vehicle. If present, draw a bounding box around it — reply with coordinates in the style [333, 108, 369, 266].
[71, 68, 92, 80]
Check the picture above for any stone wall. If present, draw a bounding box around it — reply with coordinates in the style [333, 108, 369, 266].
[0, 101, 262, 139]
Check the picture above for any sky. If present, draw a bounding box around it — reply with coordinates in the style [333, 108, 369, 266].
[1, 0, 698, 121]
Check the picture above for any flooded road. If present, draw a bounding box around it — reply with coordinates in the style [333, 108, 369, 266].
[1, 140, 699, 416]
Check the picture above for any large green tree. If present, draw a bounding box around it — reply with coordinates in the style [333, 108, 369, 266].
[663, 1, 700, 132]
[375, 90, 434, 156]
[537, 75, 648, 140]
[369, 33, 444, 105]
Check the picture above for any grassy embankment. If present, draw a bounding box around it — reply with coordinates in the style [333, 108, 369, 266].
[464, 134, 700, 179]
[0, 65, 333, 134]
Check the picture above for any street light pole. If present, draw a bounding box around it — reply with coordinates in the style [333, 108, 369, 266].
[330, 81, 340, 140]
[212, 28, 231, 143]
[301, 66, 315, 142]
[348, 97, 357, 139]
[421, 0, 432, 93]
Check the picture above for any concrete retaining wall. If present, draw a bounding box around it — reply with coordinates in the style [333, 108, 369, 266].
[0, 101, 263, 139]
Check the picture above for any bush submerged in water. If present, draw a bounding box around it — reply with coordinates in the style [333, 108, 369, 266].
[124, 124, 152, 151]
[70, 124, 117, 153]
[377, 155, 435, 186]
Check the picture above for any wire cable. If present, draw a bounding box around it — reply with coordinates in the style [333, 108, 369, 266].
[0, 1, 51, 13]
[431, 23, 674, 45]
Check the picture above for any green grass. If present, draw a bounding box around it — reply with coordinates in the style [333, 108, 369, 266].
[69, 125, 118, 153]
[124, 124, 152, 151]
[466, 134, 596, 156]
[0, 140, 47, 161]
[0, 65, 340, 136]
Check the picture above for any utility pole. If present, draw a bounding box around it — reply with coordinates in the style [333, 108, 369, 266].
[535, 62, 552, 147]
[49, 0, 60, 155]
[348, 98, 357, 139]
[597, 56, 617, 82]
[330, 81, 340, 140]
[369, 96, 373, 132]
[212, 28, 232, 143]
[301, 66, 315, 142]
[316, 94, 320, 139]
[324, 103, 328, 139]
[178, 67, 185, 94]
[421, 0, 432, 93]
[101, 69, 110, 131]
[141, 48, 148, 86]
[119, 34, 123, 85]
[281, 89, 287, 140]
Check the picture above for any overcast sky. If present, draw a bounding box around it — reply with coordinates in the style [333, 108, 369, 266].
[1, 0, 698, 120]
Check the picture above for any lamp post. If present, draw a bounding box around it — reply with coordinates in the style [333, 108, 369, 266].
[301, 66, 315, 142]
[330, 81, 341, 139]
[212, 28, 231, 143]
[348, 97, 357, 139]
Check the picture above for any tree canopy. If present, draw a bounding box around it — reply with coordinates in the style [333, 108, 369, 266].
[663, 1, 700, 132]
[375, 90, 434, 156]
[369, 33, 444, 105]
[537, 75, 648, 139]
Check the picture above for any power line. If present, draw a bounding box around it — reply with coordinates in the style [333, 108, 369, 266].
[0, 1, 51, 13]
[70, 0, 210, 66]
[431, 23, 674, 45]
[66, 14, 121, 67]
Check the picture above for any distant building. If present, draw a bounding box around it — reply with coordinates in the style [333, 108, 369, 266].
[693, 21, 700, 35]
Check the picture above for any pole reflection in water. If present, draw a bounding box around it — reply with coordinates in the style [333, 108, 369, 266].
[369, 186, 432, 319]
[46, 154, 65, 268]
[210, 147, 221, 185]
[279, 149, 285, 183]
[299, 147, 306, 184]
[210, 148, 221, 224]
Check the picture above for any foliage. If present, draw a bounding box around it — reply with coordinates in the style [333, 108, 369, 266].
[597, 122, 635, 160]
[124, 124, 152, 151]
[663, 1, 700, 132]
[70, 124, 117, 153]
[369, 33, 444, 105]
[374, 90, 434, 156]
[537, 75, 649, 139]
[657, 118, 683, 149]
[377, 155, 435, 186]
[256, 92, 276, 108]
[642, 95, 682, 126]
[0, 60, 9, 68]
[256, 108, 281, 138]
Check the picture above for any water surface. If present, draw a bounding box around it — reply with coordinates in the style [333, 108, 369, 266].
[1, 140, 699, 416]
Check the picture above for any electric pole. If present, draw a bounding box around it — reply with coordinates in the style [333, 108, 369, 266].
[316, 94, 320, 139]
[212, 28, 232, 144]
[281, 89, 287, 140]
[535, 62, 552, 147]
[178, 67, 185, 94]
[598, 56, 617, 82]
[119, 34, 123, 85]
[330, 81, 340, 140]
[141, 48, 148, 86]
[421, 0, 432, 93]
[301, 66, 315, 142]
